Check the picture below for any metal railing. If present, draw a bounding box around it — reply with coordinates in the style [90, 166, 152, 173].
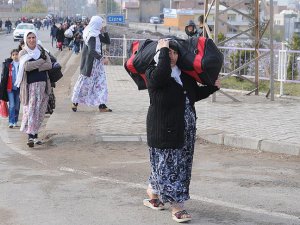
[104, 37, 300, 95]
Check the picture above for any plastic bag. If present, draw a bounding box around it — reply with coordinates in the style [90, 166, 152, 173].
[0, 100, 8, 118]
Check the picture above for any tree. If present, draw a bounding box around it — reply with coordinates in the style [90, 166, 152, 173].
[21, 0, 47, 13]
[287, 33, 300, 80]
[217, 32, 226, 45]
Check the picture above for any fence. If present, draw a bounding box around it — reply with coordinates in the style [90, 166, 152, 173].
[103, 37, 300, 95]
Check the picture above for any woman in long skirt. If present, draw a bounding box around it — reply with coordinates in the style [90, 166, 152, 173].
[15, 30, 52, 147]
[71, 15, 112, 112]
[143, 39, 221, 223]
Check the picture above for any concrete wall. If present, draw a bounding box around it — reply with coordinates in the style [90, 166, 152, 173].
[139, 0, 160, 23]
[126, 9, 140, 23]
[164, 15, 194, 31]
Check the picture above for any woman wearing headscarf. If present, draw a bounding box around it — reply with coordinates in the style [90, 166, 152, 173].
[15, 30, 52, 147]
[71, 16, 112, 112]
[143, 39, 220, 223]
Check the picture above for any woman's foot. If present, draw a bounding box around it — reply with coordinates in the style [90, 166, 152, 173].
[34, 138, 43, 145]
[27, 138, 34, 148]
[8, 123, 13, 128]
[143, 198, 165, 210]
[99, 104, 112, 112]
[71, 103, 78, 112]
[143, 187, 164, 210]
[172, 210, 192, 223]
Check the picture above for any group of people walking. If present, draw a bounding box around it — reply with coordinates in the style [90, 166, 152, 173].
[0, 15, 112, 148]
[1, 14, 221, 223]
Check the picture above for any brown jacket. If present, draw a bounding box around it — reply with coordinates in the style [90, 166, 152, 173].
[19, 46, 52, 105]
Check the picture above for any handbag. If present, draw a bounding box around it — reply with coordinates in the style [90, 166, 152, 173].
[48, 62, 63, 83]
[46, 88, 56, 115]
[0, 100, 8, 118]
[47, 51, 63, 83]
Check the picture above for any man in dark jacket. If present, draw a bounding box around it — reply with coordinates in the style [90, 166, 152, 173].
[198, 15, 212, 38]
[50, 24, 58, 47]
[184, 20, 198, 38]
[5, 18, 12, 34]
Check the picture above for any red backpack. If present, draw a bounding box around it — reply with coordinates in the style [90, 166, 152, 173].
[176, 36, 223, 86]
[124, 39, 157, 90]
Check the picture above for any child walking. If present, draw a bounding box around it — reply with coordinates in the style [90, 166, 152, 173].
[0, 49, 20, 128]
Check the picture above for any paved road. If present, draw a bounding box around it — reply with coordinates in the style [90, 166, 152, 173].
[1, 117, 300, 225]
[0, 28, 300, 225]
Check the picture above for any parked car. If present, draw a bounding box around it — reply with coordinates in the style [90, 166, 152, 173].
[13, 23, 36, 41]
[149, 16, 160, 24]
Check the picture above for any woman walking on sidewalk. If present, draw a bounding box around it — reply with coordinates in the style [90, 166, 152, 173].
[71, 15, 112, 112]
[143, 39, 220, 223]
[0, 49, 20, 128]
[15, 30, 52, 148]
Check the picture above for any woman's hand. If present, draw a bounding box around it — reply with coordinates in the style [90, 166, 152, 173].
[214, 79, 221, 89]
[102, 57, 109, 65]
[157, 39, 169, 50]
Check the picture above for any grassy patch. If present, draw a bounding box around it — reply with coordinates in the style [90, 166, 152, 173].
[221, 77, 300, 96]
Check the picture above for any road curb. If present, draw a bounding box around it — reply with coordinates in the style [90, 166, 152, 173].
[198, 129, 300, 156]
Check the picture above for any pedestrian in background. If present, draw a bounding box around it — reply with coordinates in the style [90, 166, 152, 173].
[0, 49, 20, 128]
[5, 18, 12, 34]
[71, 16, 112, 112]
[0, 18, 3, 31]
[143, 39, 220, 223]
[15, 30, 52, 148]
[18, 39, 25, 51]
[50, 24, 58, 47]
[198, 15, 212, 38]
[56, 24, 64, 51]
[184, 20, 198, 38]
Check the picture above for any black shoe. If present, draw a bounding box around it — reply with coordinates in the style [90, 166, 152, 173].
[71, 103, 78, 112]
[27, 138, 34, 148]
[99, 104, 112, 112]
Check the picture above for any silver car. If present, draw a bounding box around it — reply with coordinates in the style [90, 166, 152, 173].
[13, 23, 36, 41]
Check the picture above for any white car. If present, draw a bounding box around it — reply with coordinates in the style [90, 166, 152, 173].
[13, 23, 36, 41]
[149, 16, 160, 24]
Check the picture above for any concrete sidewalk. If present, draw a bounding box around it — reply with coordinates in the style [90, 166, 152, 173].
[46, 53, 300, 156]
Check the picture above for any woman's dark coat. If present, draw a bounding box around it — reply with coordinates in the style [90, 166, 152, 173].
[80, 32, 110, 77]
[0, 58, 13, 102]
[145, 47, 218, 149]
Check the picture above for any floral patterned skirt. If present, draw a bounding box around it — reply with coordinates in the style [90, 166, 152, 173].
[20, 82, 49, 135]
[148, 98, 196, 204]
[71, 59, 108, 106]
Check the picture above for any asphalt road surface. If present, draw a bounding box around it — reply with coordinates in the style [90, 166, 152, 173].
[0, 29, 300, 225]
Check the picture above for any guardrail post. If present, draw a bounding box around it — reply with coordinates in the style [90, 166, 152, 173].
[278, 42, 287, 96]
[123, 34, 127, 66]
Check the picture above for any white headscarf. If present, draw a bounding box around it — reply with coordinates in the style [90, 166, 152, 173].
[83, 16, 103, 45]
[69, 24, 77, 32]
[15, 30, 41, 87]
[153, 45, 182, 86]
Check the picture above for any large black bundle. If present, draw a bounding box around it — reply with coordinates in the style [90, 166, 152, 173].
[176, 36, 224, 85]
[124, 36, 223, 89]
[124, 39, 157, 90]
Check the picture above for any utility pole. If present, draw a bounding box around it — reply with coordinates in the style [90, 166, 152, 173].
[96, 0, 106, 16]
